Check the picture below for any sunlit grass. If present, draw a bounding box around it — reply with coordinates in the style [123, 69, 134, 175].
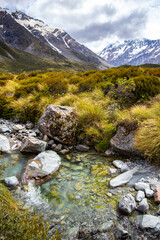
[0, 184, 61, 240]
[1, 80, 19, 96]
[135, 119, 160, 163]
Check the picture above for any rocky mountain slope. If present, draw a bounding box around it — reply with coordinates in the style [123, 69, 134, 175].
[0, 39, 100, 73]
[99, 39, 160, 66]
[0, 8, 111, 69]
[0, 39, 62, 72]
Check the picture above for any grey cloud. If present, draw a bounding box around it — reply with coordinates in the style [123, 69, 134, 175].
[37, 3, 117, 31]
[98, 4, 116, 16]
[0, 0, 33, 9]
[38, 0, 81, 10]
[71, 10, 147, 42]
[0, 0, 24, 4]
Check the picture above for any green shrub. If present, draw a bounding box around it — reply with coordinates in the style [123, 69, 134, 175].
[134, 75, 160, 101]
[42, 72, 68, 94]
[78, 72, 103, 91]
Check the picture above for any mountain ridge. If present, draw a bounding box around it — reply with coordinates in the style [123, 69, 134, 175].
[99, 38, 160, 66]
[0, 8, 111, 69]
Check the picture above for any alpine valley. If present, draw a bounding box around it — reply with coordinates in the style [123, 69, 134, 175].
[99, 38, 160, 67]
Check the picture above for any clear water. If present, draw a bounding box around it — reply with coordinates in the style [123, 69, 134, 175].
[0, 151, 159, 239]
[0, 152, 35, 179]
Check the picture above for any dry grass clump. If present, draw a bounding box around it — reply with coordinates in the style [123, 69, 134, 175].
[135, 119, 160, 163]
[115, 96, 160, 162]
[75, 98, 107, 126]
[54, 93, 79, 106]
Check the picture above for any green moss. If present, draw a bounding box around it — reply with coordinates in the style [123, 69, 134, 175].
[67, 194, 74, 200]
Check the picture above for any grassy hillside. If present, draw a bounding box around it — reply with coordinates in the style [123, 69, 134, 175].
[0, 66, 160, 162]
[0, 40, 99, 73]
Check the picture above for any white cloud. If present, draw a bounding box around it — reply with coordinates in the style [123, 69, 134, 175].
[0, 0, 159, 52]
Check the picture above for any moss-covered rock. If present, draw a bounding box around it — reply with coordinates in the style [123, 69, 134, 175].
[38, 105, 77, 145]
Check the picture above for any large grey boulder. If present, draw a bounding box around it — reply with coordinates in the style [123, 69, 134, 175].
[22, 150, 61, 185]
[5, 176, 19, 187]
[110, 125, 140, 157]
[135, 215, 160, 232]
[37, 105, 77, 145]
[0, 134, 10, 153]
[20, 137, 47, 153]
[118, 194, 136, 214]
[110, 167, 138, 187]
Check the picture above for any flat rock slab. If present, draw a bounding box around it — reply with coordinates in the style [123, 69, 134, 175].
[134, 182, 150, 191]
[21, 150, 61, 185]
[110, 167, 138, 187]
[0, 134, 10, 153]
[0, 124, 10, 133]
[135, 215, 160, 231]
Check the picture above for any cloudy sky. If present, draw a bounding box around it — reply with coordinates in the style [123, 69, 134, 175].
[0, 0, 160, 52]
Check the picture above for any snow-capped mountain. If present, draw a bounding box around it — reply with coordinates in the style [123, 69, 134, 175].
[99, 39, 160, 66]
[0, 8, 111, 68]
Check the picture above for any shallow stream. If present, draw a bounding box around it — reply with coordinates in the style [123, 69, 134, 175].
[1, 151, 160, 239]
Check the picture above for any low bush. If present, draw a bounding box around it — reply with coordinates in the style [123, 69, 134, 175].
[134, 75, 160, 101]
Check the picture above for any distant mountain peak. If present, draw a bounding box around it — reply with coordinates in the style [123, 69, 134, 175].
[99, 38, 160, 66]
[0, 8, 111, 69]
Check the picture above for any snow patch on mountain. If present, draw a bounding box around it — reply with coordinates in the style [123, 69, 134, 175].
[0, 8, 111, 68]
[99, 38, 160, 66]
